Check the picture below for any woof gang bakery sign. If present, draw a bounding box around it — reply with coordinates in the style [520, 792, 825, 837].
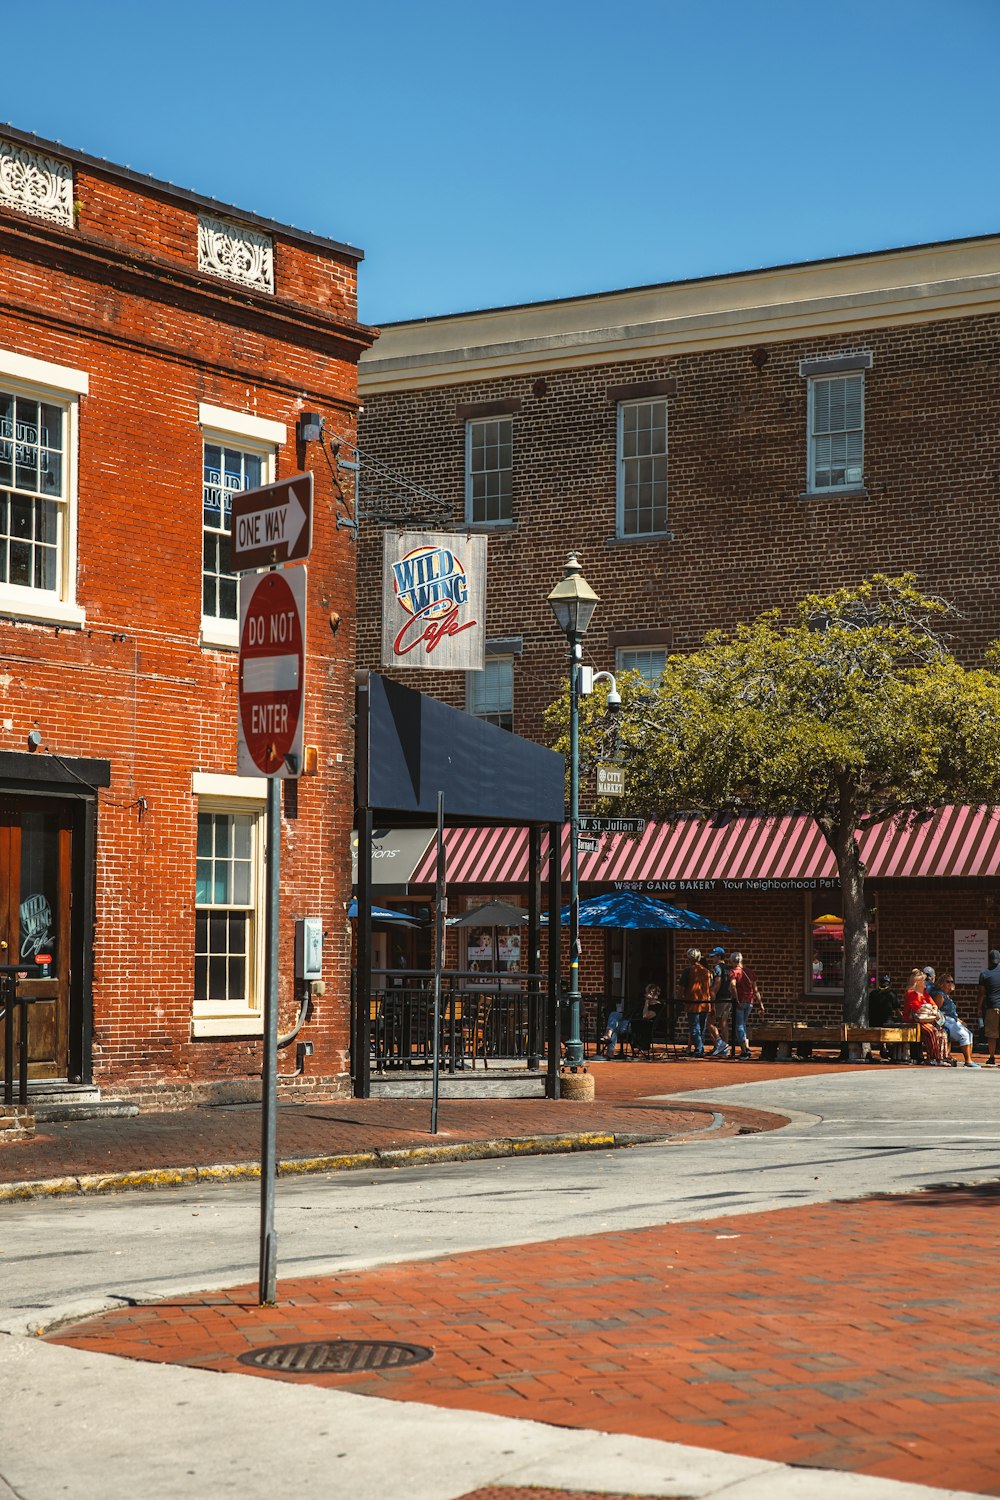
[381, 531, 487, 671]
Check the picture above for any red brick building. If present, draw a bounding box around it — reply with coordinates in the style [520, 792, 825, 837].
[356, 236, 1000, 1031]
[0, 127, 374, 1104]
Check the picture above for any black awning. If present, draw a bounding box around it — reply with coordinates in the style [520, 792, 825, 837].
[357, 673, 564, 826]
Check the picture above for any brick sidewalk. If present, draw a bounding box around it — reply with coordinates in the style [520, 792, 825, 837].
[0, 1056, 825, 1192]
[50, 1178, 1000, 1496]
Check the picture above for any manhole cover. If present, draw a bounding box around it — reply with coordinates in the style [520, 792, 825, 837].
[237, 1339, 433, 1374]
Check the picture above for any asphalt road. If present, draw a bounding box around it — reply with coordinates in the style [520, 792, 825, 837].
[1, 1070, 996, 1500]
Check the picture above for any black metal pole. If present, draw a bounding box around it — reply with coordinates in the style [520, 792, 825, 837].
[355, 806, 373, 1098]
[527, 824, 541, 1068]
[547, 821, 562, 1098]
[2, 973, 14, 1108]
[565, 631, 583, 1068]
[259, 774, 281, 1306]
[431, 792, 445, 1135]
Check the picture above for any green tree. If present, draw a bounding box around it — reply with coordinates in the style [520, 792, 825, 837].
[551, 577, 1000, 1024]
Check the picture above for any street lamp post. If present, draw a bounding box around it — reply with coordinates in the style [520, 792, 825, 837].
[548, 552, 599, 1070]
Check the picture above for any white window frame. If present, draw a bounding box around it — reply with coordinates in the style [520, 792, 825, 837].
[615, 647, 667, 689]
[199, 404, 284, 650]
[467, 654, 514, 731]
[465, 416, 513, 526]
[0, 349, 87, 628]
[192, 771, 267, 1037]
[616, 398, 669, 539]
[805, 370, 866, 494]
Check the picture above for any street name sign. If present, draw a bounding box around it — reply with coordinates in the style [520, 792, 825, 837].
[596, 765, 625, 798]
[577, 835, 602, 854]
[579, 816, 646, 835]
[238, 567, 307, 778]
[230, 473, 313, 572]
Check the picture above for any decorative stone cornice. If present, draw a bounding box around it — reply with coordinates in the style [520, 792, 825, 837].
[0, 138, 73, 227]
[198, 213, 274, 294]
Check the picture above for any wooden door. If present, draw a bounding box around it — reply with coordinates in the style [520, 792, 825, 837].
[0, 799, 72, 1080]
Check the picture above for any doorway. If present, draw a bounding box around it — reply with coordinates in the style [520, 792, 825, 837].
[608, 929, 674, 1006]
[0, 797, 75, 1080]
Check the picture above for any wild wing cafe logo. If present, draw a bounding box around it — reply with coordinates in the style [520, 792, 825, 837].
[382, 531, 487, 670]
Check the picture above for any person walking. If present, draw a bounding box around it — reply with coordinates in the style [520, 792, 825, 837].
[680, 948, 713, 1058]
[706, 947, 732, 1056]
[728, 951, 757, 1060]
[977, 949, 1000, 1066]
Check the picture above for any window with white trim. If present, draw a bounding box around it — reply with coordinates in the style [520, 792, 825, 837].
[468, 655, 514, 731]
[0, 350, 87, 627]
[194, 800, 265, 1033]
[199, 405, 283, 649]
[465, 417, 512, 524]
[808, 373, 864, 492]
[617, 399, 668, 538]
[615, 647, 667, 689]
[202, 441, 265, 627]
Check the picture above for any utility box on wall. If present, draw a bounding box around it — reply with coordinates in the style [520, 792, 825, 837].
[295, 918, 323, 981]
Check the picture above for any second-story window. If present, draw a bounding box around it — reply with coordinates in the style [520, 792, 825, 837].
[617, 399, 668, 538]
[468, 655, 514, 731]
[202, 442, 263, 625]
[466, 417, 512, 524]
[615, 647, 667, 690]
[808, 373, 864, 492]
[199, 404, 285, 649]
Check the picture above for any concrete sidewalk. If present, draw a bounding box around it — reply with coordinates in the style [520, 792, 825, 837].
[0, 1056, 814, 1201]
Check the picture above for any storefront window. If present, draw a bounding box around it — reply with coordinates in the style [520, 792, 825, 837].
[465, 920, 522, 974]
[807, 893, 876, 992]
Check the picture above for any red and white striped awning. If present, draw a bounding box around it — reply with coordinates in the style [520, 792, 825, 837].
[408, 806, 1000, 887]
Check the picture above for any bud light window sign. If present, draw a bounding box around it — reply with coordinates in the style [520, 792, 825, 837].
[382, 531, 487, 671]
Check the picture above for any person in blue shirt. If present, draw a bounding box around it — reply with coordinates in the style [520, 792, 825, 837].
[932, 970, 979, 1067]
[978, 950, 1000, 1065]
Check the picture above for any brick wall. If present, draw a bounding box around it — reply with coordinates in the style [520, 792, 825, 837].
[358, 310, 1000, 748]
[0, 143, 372, 1102]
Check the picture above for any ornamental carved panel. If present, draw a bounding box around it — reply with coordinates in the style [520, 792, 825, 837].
[198, 213, 274, 294]
[0, 140, 73, 226]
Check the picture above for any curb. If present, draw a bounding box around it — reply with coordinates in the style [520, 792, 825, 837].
[0, 1129, 663, 1203]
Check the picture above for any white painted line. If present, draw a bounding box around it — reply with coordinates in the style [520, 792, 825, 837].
[242, 654, 299, 693]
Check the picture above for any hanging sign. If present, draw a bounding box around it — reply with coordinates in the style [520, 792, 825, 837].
[381, 531, 487, 671]
[597, 765, 625, 797]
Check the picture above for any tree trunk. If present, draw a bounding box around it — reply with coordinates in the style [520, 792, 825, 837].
[830, 779, 869, 1027]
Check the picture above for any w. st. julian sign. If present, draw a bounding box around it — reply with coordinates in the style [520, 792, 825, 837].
[381, 530, 487, 671]
[237, 567, 306, 778]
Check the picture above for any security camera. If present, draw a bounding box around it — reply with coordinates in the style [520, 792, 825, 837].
[606, 687, 622, 710]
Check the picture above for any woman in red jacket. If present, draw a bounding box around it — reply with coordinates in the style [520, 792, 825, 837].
[902, 968, 948, 1065]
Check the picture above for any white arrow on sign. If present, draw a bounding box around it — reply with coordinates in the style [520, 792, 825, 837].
[235, 488, 307, 560]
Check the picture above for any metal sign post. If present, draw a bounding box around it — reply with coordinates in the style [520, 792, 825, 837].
[233, 482, 313, 1308]
[259, 775, 281, 1305]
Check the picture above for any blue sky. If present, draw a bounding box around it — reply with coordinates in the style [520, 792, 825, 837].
[7, 0, 999, 325]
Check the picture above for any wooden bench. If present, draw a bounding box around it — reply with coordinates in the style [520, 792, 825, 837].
[753, 1023, 920, 1061]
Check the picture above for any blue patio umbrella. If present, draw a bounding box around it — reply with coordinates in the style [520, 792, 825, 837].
[545, 891, 734, 932]
[347, 899, 420, 924]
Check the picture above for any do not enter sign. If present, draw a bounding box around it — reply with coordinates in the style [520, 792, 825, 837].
[238, 568, 307, 778]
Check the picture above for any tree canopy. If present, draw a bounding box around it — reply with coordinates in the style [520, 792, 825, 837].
[550, 576, 1000, 1023]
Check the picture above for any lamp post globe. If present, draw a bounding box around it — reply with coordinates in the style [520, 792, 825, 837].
[547, 551, 599, 1071]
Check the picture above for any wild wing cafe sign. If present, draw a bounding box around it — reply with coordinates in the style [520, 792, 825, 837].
[381, 531, 487, 671]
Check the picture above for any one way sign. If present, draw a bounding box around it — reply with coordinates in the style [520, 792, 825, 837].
[230, 473, 313, 572]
